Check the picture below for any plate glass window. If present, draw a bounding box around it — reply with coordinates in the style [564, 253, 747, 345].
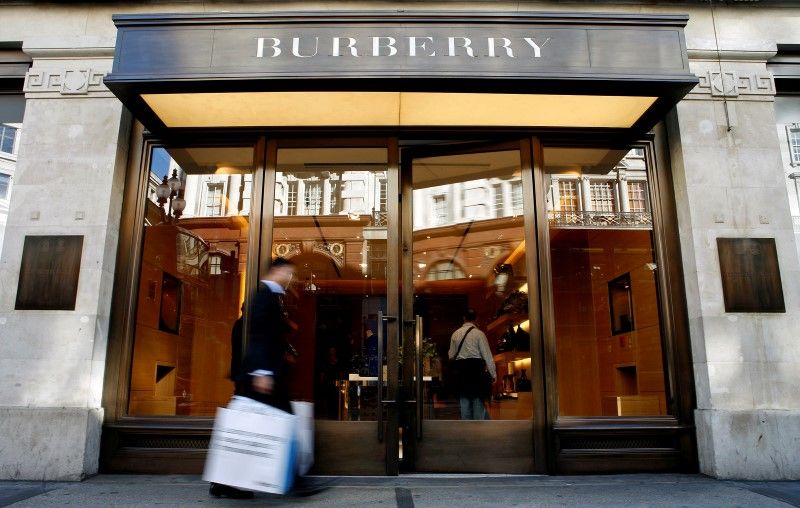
[544, 147, 668, 417]
[127, 145, 255, 416]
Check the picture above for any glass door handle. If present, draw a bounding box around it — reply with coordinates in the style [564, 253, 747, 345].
[377, 312, 396, 443]
[415, 315, 424, 439]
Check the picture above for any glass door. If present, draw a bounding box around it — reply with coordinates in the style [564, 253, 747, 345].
[263, 140, 401, 474]
[400, 141, 539, 473]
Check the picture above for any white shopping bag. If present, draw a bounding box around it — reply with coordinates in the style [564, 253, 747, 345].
[203, 397, 297, 494]
[290, 401, 314, 475]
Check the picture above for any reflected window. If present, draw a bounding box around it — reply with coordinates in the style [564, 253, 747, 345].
[329, 178, 342, 214]
[128, 145, 254, 416]
[544, 146, 667, 417]
[627, 181, 648, 213]
[209, 254, 222, 275]
[492, 183, 503, 217]
[433, 194, 448, 224]
[788, 125, 800, 164]
[558, 180, 579, 211]
[590, 181, 616, 212]
[464, 187, 487, 219]
[304, 181, 322, 215]
[511, 181, 523, 215]
[378, 178, 388, 212]
[205, 182, 223, 216]
[287, 181, 298, 215]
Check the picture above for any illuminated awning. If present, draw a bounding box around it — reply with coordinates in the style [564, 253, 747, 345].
[105, 11, 697, 133]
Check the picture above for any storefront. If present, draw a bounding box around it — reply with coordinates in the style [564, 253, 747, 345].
[97, 11, 699, 475]
[4, 0, 800, 481]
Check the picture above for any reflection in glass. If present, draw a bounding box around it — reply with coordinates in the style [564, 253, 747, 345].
[544, 147, 667, 417]
[412, 150, 531, 421]
[273, 147, 389, 421]
[128, 146, 254, 416]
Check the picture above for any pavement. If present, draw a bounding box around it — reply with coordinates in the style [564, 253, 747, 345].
[1, 474, 799, 507]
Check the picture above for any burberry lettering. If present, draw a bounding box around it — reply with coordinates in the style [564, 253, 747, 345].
[256, 36, 550, 58]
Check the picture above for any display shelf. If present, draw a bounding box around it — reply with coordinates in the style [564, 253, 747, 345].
[486, 312, 526, 332]
[493, 351, 531, 363]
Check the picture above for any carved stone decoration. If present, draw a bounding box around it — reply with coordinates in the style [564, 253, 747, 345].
[272, 242, 301, 259]
[313, 241, 345, 267]
[692, 71, 776, 99]
[24, 68, 109, 96]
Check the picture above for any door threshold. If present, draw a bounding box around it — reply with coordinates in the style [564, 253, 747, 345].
[399, 473, 546, 478]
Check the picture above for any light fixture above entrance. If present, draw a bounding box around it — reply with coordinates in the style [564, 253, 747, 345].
[141, 92, 657, 129]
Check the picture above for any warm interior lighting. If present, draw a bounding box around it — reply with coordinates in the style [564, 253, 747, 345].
[512, 357, 532, 373]
[142, 92, 657, 129]
[518, 283, 528, 294]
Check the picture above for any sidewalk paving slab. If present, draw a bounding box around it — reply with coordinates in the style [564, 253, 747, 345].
[1, 474, 798, 507]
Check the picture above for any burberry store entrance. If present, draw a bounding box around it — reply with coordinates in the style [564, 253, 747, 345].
[104, 135, 686, 475]
[101, 11, 699, 475]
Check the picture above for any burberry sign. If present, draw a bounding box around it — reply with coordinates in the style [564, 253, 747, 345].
[109, 14, 691, 81]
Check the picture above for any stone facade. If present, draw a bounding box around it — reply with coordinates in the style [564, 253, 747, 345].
[0, 35, 129, 479]
[668, 43, 800, 480]
[0, 1, 799, 480]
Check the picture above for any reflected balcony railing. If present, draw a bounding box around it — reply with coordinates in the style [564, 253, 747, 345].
[371, 210, 388, 227]
[548, 210, 653, 229]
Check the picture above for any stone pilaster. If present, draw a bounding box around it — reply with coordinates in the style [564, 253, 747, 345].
[0, 37, 130, 480]
[669, 46, 800, 479]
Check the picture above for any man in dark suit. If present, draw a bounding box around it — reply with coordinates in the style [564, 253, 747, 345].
[210, 257, 296, 500]
[238, 257, 296, 413]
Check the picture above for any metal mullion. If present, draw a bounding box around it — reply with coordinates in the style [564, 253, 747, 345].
[242, 136, 268, 355]
[524, 136, 549, 474]
[384, 136, 401, 475]
[531, 136, 559, 473]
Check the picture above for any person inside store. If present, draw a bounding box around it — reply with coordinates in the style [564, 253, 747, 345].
[448, 309, 497, 420]
[210, 257, 324, 499]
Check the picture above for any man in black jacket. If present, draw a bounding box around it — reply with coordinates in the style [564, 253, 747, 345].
[210, 257, 296, 500]
[238, 257, 296, 413]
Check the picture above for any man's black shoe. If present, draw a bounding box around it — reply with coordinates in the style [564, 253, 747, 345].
[288, 477, 330, 497]
[209, 482, 255, 499]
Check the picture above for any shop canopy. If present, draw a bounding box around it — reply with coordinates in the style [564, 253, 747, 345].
[105, 11, 698, 135]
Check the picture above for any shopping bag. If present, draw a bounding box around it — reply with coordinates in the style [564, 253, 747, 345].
[290, 401, 314, 475]
[203, 397, 297, 494]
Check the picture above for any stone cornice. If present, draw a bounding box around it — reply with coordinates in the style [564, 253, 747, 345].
[22, 37, 115, 60]
[688, 49, 778, 63]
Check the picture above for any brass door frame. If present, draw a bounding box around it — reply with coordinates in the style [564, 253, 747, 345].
[399, 139, 543, 474]
[262, 137, 402, 475]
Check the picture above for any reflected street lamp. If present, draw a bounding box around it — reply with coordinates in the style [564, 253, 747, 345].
[156, 169, 186, 223]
